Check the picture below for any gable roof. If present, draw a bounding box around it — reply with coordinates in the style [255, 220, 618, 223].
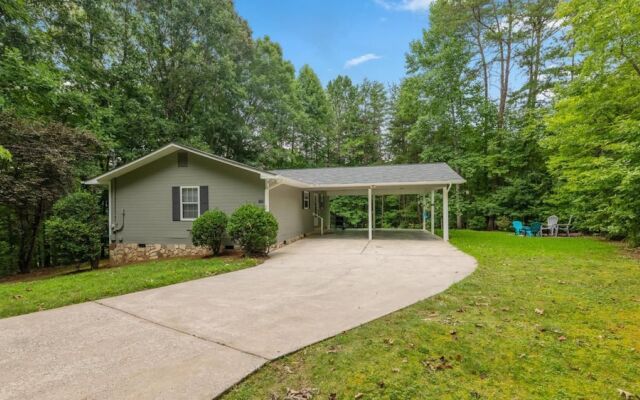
[84, 143, 277, 185]
[272, 163, 465, 187]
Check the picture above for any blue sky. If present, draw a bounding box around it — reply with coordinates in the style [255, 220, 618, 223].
[234, 0, 432, 86]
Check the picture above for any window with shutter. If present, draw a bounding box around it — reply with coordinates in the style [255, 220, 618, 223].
[180, 186, 199, 220]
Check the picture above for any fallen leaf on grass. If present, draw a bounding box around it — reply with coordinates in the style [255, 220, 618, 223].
[558, 336, 566, 342]
[383, 338, 394, 345]
[284, 365, 293, 374]
[12, 294, 22, 300]
[422, 356, 453, 372]
[354, 393, 364, 399]
[284, 388, 317, 400]
[326, 345, 340, 354]
[535, 308, 544, 315]
[392, 367, 400, 373]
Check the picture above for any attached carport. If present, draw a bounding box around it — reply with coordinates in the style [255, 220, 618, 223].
[269, 163, 465, 241]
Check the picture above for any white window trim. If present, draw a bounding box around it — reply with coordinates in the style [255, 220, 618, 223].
[180, 186, 200, 221]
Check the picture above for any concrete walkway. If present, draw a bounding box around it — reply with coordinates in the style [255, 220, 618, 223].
[0, 231, 476, 400]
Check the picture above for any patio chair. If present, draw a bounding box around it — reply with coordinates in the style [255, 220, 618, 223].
[512, 220, 528, 236]
[556, 216, 574, 237]
[528, 222, 542, 237]
[540, 215, 558, 237]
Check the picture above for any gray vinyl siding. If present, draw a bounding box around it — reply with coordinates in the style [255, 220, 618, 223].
[269, 185, 328, 243]
[110, 152, 264, 245]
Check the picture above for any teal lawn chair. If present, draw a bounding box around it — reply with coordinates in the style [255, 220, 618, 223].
[528, 222, 542, 237]
[512, 220, 526, 236]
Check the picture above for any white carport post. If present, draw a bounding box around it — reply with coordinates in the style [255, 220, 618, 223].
[422, 194, 426, 231]
[430, 190, 435, 234]
[264, 180, 270, 212]
[443, 185, 449, 241]
[368, 187, 373, 241]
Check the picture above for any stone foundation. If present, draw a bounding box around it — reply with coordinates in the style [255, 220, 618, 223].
[109, 243, 211, 265]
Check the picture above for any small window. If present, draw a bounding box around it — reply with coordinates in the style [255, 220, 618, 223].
[302, 191, 310, 209]
[181, 186, 199, 220]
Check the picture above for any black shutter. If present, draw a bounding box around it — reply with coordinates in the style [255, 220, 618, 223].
[302, 191, 305, 209]
[172, 186, 180, 221]
[200, 186, 209, 214]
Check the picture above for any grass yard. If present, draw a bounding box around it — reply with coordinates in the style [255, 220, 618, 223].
[223, 231, 640, 399]
[0, 256, 259, 319]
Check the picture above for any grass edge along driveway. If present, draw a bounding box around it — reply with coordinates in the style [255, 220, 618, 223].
[222, 231, 640, 400]
[0, 256, 259, 319]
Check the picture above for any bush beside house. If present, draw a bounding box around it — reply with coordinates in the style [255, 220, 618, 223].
[228, 204, 278, 256]
[191, 209, 228, 256]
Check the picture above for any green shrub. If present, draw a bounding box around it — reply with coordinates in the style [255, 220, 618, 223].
[53, 191, 102, 224]
[46, 217, 101, 268]
[496, 216, 512, 231]
[467, 215, 486, 230]
[228, 204, 278, 256]
[46, 191, 104, 268]
[191, 209, 228, 255]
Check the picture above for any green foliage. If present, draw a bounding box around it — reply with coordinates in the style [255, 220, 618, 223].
[545, 0, 640, 244]
[191, 210, 228, 256]
[0, 145, 10, 162]
[0, 113, 99, 273]
[330, 196, 368, 228]
[46, 217, 101, 268]
[52, 192, 102, 224]
[228, 205, 278, 256]
[467, 216, 486, 230]
[46, 192, 104, 269]
[496, 216, 512, 232]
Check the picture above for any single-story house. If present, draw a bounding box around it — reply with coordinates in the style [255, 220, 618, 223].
[85, 143, 465, 264]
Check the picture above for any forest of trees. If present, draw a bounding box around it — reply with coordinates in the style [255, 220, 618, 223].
[0, 0, 638, 274]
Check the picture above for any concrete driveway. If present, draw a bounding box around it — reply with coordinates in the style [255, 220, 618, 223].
[0, 230, 476, 400]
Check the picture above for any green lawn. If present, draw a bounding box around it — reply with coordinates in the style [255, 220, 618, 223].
[0, 256, 258, 318]
[223, 231, 640, 399]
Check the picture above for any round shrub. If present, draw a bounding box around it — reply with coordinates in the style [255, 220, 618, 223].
[53, 191, 101, 223]
[191, 209, 228, 256]
[496, 216, 512, 231]
[228, 204, 278, 256]
[467, 215, 486, 230]
[46, 217, 101, 269]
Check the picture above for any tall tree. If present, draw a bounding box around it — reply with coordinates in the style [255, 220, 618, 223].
[244, 36, 300, 168]
[545, 0, 640, 244]
[0, 114, 99, 273]
[295, 65, 332, 166]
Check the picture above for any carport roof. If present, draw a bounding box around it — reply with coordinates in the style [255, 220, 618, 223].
[272, 163, 465, 187]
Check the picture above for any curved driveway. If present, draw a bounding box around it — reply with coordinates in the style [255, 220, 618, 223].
[0, 230, 476, 400]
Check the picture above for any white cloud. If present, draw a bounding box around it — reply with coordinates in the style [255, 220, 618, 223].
[344, 53, 383, 69]
[374, 0, 433, 12]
